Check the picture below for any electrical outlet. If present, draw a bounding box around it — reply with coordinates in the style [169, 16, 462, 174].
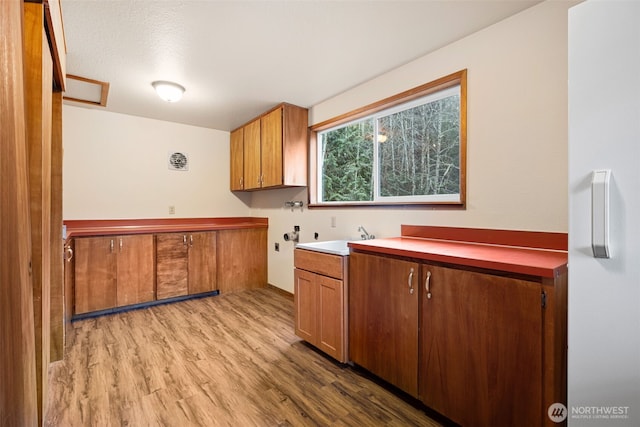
[331, 216, 337, 228]
[168, 205, 175, 215]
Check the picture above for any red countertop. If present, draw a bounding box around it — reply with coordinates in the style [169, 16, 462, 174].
[64, 217, 268, 241]
[349, 231, 567, 279]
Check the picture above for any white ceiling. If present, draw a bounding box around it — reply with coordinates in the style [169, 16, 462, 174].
[61, 0, 540, 131]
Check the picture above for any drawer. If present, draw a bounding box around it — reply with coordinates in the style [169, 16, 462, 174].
[294, 248, 346, 279]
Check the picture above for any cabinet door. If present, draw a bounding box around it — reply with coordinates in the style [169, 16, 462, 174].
[243, 119, 261, 190]
[318, 274, 344, 361]
[156, 233, 188, 299]
[188, 232, 217, 294]
[420, 265, 542, 427]
[294, 268, 318, 345]
[116, 234, 155, 307]
[74, 236, 116, 314]
[217, 228, 267, 293]
[349, 252, 419, 397]
[260, 107, 283, 188]
[230, 128, 244, 191]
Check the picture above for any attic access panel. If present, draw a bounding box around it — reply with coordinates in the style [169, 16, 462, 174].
[63, 74, 110, 107]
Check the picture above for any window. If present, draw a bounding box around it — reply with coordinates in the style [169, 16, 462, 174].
[310, 70, 466, 207]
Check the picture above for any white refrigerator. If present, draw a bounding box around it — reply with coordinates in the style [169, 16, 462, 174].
[568, 1, 640, 426]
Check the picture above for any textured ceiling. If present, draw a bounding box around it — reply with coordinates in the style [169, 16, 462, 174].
[61, 0, 540, 131]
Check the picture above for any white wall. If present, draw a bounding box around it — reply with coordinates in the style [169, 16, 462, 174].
[254, 0, 573, 293]
[63, 106, 251, 219]
[568, 0, 640, 425]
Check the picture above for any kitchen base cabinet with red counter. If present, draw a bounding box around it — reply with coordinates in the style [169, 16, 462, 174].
[65, 218, 267, 319]
[294, 248, 349, 363]
[74, 234, 155, 314]
[348, 226, 568, 427]
[156, 231, 217, 300]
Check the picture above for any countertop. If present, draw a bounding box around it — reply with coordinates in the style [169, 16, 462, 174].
[64, 217, 268, 241]
[349, 236, 567, 278]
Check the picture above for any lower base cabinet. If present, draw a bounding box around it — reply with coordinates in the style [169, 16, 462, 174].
[349, 251, 566, 427]
[156, 231, 217, 300]
[294, 256, 347, 362]
[349, 252, 419, 396]
[72, 226, 267, 315]
[217, 228, 267, 293]
[420, 264, 543, 426]
[74, 234, 154, 314]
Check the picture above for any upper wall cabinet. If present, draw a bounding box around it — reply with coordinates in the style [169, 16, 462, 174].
[230, 103, 308, 191]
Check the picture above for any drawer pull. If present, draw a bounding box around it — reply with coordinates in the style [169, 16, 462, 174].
[425, 271, 432, 299]
[65, 246, 73, 262]
[408, 268, 414, 294]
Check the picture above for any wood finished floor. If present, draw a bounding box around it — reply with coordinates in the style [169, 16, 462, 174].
[45, 288, 441, 426]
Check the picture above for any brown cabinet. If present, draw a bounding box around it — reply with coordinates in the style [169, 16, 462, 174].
[294, 249, 348, 362]
[349, 252, 420, 397]
[116, 235, 156, 307]
[156, 233, 188, 299]
[230, 103, 308, 191]
[229, 127, 244, 191]
[156, 231, 217, 300]
[217, 228, 267, 293]
[74, 234, 154, 314]
[243, 118, 261, 190]
[420, 264, 543, 426]
[188, 232, 217, 295]
[349, 247, 566, 427]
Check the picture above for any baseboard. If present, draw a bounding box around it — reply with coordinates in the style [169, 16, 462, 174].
[267, 283, 293, 300]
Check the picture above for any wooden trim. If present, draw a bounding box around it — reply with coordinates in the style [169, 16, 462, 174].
[308, 201, 465, 209]
[0, 0, 39, 422]
[24, 3, 53, 422]
[311, 70, 466, 132]
[308, 70, 467, 209]
[64, 217, 269, 239]
[267, 284, 293, 300]
[44, 0, 67, 90]
[49, 91, 64, 363]
[542, 273, 568, 427]
[63, 74, 110, 107]
[400, 225, 568, 251]
[459, 69, 468, 208]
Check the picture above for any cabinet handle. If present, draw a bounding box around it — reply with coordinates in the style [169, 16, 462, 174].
[65, 246, 73, 262]
[240, 177, 243, 188]
[189, 234, 194, 247]
[408, 268, 415, 294]
[110, 239, 114, 252]
[183, 235, 187, 246]
[425, 270, 432, 299]
[119, 238, 123, 252]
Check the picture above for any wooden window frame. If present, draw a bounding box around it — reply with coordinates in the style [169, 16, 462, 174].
[309, 69, 467, 209]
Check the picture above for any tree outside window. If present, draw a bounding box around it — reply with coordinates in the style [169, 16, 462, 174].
[314, 73, 465, 207]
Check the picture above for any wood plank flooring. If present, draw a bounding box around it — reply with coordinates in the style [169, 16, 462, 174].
[45, 288, 441, 426]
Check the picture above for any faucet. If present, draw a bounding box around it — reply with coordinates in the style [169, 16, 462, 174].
[358, 225, 375, 240]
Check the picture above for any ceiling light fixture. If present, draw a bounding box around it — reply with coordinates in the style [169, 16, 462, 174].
[151, 81, 185, 102]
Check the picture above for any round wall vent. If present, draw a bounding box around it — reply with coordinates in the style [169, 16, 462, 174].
[168, 152, 188, 171]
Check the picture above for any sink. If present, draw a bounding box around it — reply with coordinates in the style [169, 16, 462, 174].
[296, 240, 351, 256]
